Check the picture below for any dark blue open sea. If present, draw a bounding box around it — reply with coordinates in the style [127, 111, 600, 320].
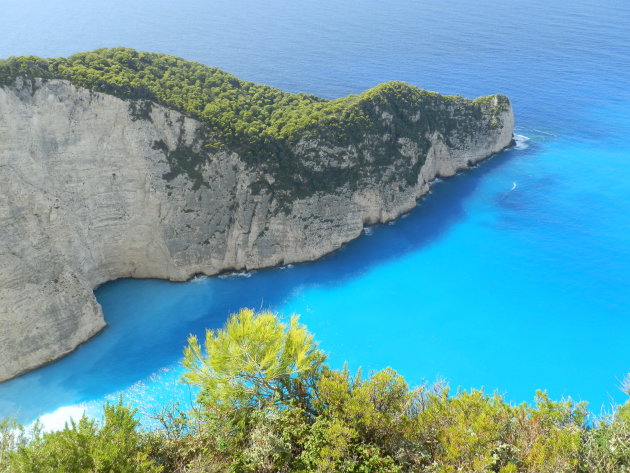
[1, 0, 628, 428]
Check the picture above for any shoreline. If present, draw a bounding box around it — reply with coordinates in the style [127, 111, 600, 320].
[0, 77, 514, 383]
[1, 138, 517, 389]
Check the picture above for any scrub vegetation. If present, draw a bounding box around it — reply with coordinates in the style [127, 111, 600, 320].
[1, 309, 628, 473]
[0, 48, 509, 200]
[0, 48, 506, 148]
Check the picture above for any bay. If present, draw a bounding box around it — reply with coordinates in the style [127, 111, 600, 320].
[0, 0, 628, 426]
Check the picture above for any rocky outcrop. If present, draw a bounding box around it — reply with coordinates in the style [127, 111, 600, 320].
[0, 78, 514, 382]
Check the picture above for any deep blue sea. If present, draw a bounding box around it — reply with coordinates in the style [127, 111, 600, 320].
[1, 0, 629, 429]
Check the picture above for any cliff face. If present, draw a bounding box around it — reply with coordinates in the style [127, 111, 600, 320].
[0, 78, 514, 382]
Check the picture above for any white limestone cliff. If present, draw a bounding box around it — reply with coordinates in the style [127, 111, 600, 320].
[0, 78, 514, 382]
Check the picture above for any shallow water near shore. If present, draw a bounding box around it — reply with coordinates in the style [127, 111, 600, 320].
[0, 0, 629, 427]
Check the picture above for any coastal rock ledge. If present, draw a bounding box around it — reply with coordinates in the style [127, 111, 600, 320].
[0, 60, 514, 382]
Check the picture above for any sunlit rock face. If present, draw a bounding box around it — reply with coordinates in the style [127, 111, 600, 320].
[0, 77, 513, 382]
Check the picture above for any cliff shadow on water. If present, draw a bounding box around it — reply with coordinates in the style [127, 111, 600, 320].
[0, 145, 525, 424]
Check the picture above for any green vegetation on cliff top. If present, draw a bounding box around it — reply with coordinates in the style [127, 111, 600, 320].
[0, 48, 508, 147]
[1, 310, 628, 473]
[0, 48, 511, 200]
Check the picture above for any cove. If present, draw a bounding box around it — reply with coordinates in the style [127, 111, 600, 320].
[0, 0, 629, 429]
[1, 129, 628, 427]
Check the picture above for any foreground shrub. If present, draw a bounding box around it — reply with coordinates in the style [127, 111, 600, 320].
[1, 309, 628, 472]
[3, 400, 161, 473]
[582, 401, 630, 473]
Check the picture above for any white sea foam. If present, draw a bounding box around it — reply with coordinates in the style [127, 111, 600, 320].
[513, 134, 531, 150]
[532, 128, 556, 137]
[218, 271, 252, 279]
[363, 227, 374, 236]
[190, 275, 208, 283]
[35, 404, 88, 432]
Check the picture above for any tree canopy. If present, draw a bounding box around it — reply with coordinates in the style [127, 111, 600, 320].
[182, 309, 326, 415]
[0, 48, 511, 199]
[0, 48, 495, 147]
[0, 48, 507, 157]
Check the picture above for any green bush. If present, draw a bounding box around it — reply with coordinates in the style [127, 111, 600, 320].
[1, 310, 627, 472]
[582, 401, 630, 473]
[2, 400, 161, 473]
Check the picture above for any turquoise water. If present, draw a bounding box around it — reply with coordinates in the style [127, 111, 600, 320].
[0, 0, 629, 426]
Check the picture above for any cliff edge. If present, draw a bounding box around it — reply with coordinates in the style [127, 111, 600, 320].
[0, 49, 514, 382]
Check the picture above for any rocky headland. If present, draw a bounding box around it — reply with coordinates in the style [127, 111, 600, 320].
[0, 49, 514, 382]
